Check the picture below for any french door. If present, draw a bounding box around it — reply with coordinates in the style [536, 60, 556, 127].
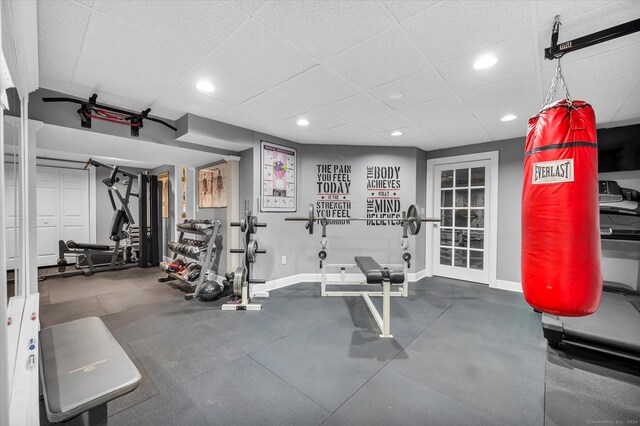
[433, 159, 492, 284]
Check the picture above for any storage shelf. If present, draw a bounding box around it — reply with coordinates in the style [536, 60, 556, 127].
[165, 271, 196, 286]
[175, 226, 215, 236]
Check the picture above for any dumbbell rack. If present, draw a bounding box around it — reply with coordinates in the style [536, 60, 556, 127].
[159, 220, 221, 300]
[222, 202, 267, 311]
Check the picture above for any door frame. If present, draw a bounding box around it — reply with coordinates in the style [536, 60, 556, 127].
[425, 151, 499, 287]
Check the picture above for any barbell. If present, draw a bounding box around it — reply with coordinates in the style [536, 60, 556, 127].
[285, 203, 439, 236]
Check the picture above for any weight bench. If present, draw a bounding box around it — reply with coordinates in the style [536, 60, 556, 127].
[40, 317, 141, 425]
[354, 256, 405, 338]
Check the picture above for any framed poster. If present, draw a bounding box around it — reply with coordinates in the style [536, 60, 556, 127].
[158, 172, 169, 218]
[198, 162, 227, 208]
[261, 140, 297, 212]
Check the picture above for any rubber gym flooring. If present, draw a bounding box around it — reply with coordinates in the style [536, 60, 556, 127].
[37, 268, 640, 425]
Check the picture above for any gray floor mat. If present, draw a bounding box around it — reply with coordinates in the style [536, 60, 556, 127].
[183, 355, 330, 426]
[39, 296, 108, 328]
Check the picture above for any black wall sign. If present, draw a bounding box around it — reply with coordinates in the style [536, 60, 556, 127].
[316, 164, 352, 224]
[366, 166, 401, 225]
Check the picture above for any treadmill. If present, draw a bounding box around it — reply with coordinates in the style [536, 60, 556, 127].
[542, 180, 640, 361]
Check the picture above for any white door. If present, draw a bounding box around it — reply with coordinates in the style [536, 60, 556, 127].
[5, 164, 19, 270]
[59, 168, 90, 246]
[433, 160, 491, 283]
[34, 166, 91, 267]
[36, 167, 61, 266]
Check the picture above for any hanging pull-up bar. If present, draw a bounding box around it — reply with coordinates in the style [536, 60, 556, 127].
[545, 16, 640, 60]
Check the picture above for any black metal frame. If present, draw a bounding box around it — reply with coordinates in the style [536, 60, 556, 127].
[545, 16, 640, 59]
[42, 93, 177, 137]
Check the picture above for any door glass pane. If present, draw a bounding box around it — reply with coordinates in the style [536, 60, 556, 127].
[454, 249, 467, 267]
[454, 229, 468, 247]
[470, 188, 484, 207]
[470, 250, 483, 270]
[455, 209, 468, 227]
[441, 209, 452, 227]
[441, 190, 453, 207]
[469, 230, 484, 249]
[470, 209, 484, 228]
[441, 170, 453, 188]
[470, 167, 485, 186]
[440, 228, 452, 246]
[455, 168, 468, 187]
[440, 248, 452, 265]
[455, 189, 468, 207]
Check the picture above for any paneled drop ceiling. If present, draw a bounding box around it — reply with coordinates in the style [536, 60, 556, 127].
[37, 1, 640, 150]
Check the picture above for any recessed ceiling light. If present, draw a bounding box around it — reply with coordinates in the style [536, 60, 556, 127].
[500, 114, 517, 122]
[473, 55, 498, 70]
[391, 130, 403, 136]
[195, 80, 215, 92]
[296, 118, 309, 127]
[389, 93, 403, 100]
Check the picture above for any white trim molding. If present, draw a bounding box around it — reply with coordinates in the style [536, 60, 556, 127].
[425, 151, 499, 288]
[495, 280, 522, 293]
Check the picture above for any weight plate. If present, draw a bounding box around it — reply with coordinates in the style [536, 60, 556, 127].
[248, 216, 258, 234]
[318, 250, 327, 260]
[402, 252, 411, 262]
[407, 204, 421, 235]
[305, 203, 315, 235]
[233, 266, 246, 296]
[240, 218, 248, 233]
[247, 239, 259, 263]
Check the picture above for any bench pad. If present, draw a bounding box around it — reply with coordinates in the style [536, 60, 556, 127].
[355, 256, 405, 285]
[66, 240, 111, 251]
[40, 317, 141, 423]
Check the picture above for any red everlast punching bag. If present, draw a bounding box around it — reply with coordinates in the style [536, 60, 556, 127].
[522, 76, 602, 316]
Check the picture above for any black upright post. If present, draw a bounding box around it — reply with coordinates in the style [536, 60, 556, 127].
[138, 174, 148, 268]
[149, 175, 160, 266]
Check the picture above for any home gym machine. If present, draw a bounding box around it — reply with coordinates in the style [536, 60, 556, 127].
[286, 203, 438, 338]
[223, 200, 267, 311]
[42, 159, 161, 280]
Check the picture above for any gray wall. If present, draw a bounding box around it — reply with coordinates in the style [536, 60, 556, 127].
[423, 137, 524, 283]
[249, 139, 425, 281]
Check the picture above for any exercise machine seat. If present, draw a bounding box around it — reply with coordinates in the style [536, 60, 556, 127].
[40, 317, 141, 423]
[66, 240, 111, 251]
[355, 256, 404, 284]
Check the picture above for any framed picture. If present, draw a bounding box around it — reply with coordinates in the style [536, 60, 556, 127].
[198, 162, 227, 208]
[158, 172, 169, 218]
[261, 140, 297, 212]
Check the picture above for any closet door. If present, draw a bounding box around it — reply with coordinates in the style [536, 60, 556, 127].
[5, 164, 19, 270]
[36, 167, 61, 266]
[59, 168, 90, 247]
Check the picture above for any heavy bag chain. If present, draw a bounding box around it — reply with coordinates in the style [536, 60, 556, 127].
[542, 57, 573, 110]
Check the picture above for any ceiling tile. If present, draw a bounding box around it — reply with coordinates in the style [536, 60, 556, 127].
[37, 0, 91, 53]
[316, 124, 381, 145]
[577, 77, 640, 124]
[241, 90, 313, 121]
[39, 42, 79, 82]
[253, 1, 393, 60]
[534, 1, 615, 30]
[436, 35, 537, 92]
[179, 60, 267, 105]
[214, 106, 279, 132]
[378, 125, 432, 143]
[354, 111, 413, 133]
[75, 0, 95, 7]
[38, 75, 72, 96]
[458, 74, 541, 115]
[369, 69, 451, 109]
[275, 110, 345, 133]
[439, 124, 491, 146]
[401, 96, 489, 141]
[326, 28, 429, 90]
[226, 1, 266, 16]
[319, 93, 390, 122]
[382, 1, 439, 21]
[470, 98, 539, 141]
[275, 66, 359, 107]
[210, 22, 317, 87]
[403, 1, 532, 65]
[153, 87, 232, 120]
[614, 79, 640, 122]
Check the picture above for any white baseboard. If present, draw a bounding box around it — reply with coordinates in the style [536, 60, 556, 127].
[493, 279, 522, 293]
[251, 270, 428, 297]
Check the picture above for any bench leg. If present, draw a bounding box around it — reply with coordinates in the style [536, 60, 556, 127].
[381, 281, 392, 338]
[83, 403, 107, 426]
